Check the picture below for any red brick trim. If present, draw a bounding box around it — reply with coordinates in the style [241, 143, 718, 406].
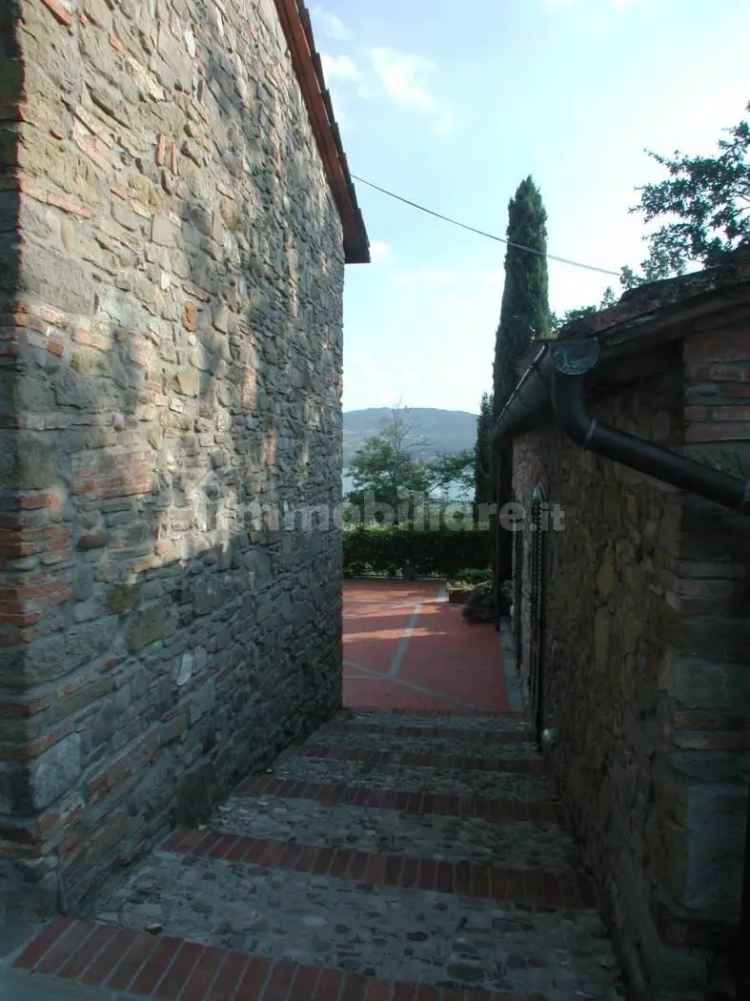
[163, 829, 593, 910]
[40, 0, 74, 27]
[12, 917, 550, 1000]
[300, 745, 544, 774]
[237, 777, 561, 825]
[324, 723, 532, 743]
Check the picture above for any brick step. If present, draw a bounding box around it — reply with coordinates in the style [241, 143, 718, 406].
[11, 917, 535, 1001]
[325, 718, 533, 742]
[238, 776, 562, 824]
[296, 744, 544, 774]
[305, 728, 539, 761]
[88, 843, 614, 998]
[266, 755, 555, 804]
[213, 792, 577, 870]
[162, 828, 595, 909]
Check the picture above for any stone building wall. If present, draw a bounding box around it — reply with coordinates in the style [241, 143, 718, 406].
[512, 329, 750, 996]
[0, 0, 346, 915]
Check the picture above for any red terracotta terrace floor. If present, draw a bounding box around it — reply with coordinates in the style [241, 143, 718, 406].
[342, 580, 508, 713]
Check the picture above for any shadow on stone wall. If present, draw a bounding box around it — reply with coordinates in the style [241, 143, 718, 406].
[0, 0, 344, 916]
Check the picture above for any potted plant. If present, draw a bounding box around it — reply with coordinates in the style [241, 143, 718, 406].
[446, 568, 491, 604]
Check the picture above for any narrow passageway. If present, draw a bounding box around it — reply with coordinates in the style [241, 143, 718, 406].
[7, 583, 626, 1001]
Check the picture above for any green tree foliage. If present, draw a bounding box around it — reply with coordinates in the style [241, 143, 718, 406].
[474, 392, 494, 506]
[429, 450, 475, 499]
[492, 177, 551, 418]
[549, 286, 618, 334]
[623, 101, 750, 287]
[492, 177, 551, 575]
[347, 408, 430, 514]
[346, 407, 475, 518]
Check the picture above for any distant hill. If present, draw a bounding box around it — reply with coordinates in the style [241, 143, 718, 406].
[343, 407, 478, 468]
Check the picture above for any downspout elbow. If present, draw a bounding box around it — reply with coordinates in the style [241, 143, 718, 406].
[548, 340, 750, 515]
[551, 371, 597, 449]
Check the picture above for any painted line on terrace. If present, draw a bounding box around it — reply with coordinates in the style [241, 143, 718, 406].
[343, 659, 498, 712]
[388, 598, 423, 678]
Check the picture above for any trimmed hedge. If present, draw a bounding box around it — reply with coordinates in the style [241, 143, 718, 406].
[343, 527, 491, 579]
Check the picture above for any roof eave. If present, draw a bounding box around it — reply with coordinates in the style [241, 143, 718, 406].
[273, 0, 370, 264]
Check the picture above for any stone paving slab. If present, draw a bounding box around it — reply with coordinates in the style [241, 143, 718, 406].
[212, 796, 578, 871]
[272, 755, 556, 802]
[91, 852, 621, 999]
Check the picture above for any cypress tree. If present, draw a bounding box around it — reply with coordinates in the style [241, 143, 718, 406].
[493, 176, 551, 416]
[492, 177, 550, 576]
[474, 391, 494, 507]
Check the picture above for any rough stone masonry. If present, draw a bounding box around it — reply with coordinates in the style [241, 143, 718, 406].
[512, 287, 750, 998]
[0, 0, 352, 917]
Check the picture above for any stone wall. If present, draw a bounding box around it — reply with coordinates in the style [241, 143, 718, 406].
[512, 330, 750, 997]
[0, 0, 346, 917]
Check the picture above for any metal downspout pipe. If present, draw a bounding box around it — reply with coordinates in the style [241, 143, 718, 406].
[549, 338, 750, 512]
[493, 337, 750, 513]
[492, 334, 750, 994]
[548, 339, 750, 993]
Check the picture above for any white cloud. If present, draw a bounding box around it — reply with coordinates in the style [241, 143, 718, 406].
[370, 240, 391, 263]
[312, 6, 350, 41]
[318, 45, 458, 136]
[370, 47, 436, 113]
[320, 53, 361, 84]
[369, 47, 456, 135]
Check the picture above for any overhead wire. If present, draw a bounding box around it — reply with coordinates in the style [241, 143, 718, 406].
[351, 173, 621, 278]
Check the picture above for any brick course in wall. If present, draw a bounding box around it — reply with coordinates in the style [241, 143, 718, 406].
[0, 0, 353, 917]
[512, 316, 750, 996]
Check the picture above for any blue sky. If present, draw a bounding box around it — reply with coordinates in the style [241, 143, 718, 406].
[308, 0, 749, 414]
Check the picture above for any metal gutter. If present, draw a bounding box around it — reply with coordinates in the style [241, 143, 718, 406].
[493, 337, 750, 513]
